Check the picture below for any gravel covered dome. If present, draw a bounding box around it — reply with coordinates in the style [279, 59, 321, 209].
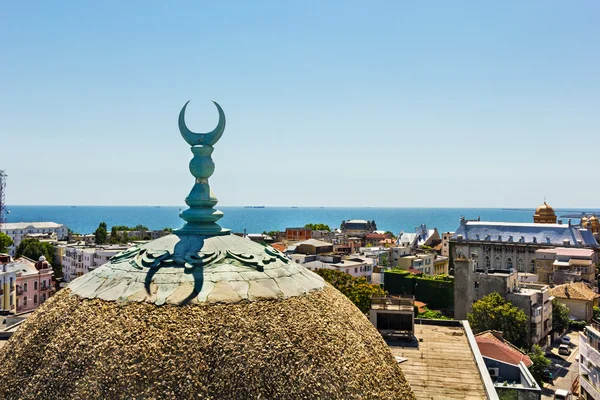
[0, 101, 414, 400]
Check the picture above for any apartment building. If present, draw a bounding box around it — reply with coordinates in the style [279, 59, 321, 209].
[1, 222, 68, 256]
[60, 244, 129, 282]
[580, 322, 600, 399]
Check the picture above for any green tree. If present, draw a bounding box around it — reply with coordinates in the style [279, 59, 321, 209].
[109, 226, 119, 244]
[468, 292, 529, 348]
[121, 231, 129, 243]
[417, 307, 451, 320]
[315, 269, 385, 313]
[0, 232, 13, 253]
[552, 298, 570, 334]
[304, 223, 331, 232]
[528, 344, 551, 385]
[594, 306, 600, 321]
[16, 238, 54, 262]
[94, 222, 108, 245]
[384, 231, 397, 240]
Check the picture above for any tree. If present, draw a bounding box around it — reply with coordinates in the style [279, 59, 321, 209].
[94, 222, 108, 245]
[594, 306, 600, 322]
[121, 231, 129, 243]
[0, 233, 13, 253]
[468, 292, 529, 348]
[528, 344, 551, 385]
[16, 238, 54, 263]
[384, 231, 397, 240]
[552, 298, 570, 334]
[109, 226, 119, 244]
[304, 223, 331, 232]
[418, 307, 451, 320]
[315, 269, 385, 314]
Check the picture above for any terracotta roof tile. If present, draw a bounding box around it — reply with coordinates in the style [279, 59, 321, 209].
[475, 331, 533, 367]
[549, 282, 600, 301]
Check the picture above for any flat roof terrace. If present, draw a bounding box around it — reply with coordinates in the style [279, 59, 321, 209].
[388, 323, 488, 400]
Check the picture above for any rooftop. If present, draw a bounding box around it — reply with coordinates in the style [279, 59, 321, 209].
[475, 331, 533, 367]
[387, 322, 488, 399]
[296, 238, 333, 248]
[536, 247, 595, 258]
[453, 220, 599, 247]
[550, 281, 600, 301]
[1, 222, 66, 230]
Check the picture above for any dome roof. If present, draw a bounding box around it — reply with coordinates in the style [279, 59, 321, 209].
[535, 201, 556, 217]
[0, 101, 414, 399]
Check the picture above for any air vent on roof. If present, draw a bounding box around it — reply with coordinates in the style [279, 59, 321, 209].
[546, 237, 551, 244]
[532, 237, 537, 243]
[578, 240, 583, 246]
[508, 235, 513, 242]
[563, 239, 570, 246]
[476, 234, 480, 240]
[519, 236, 525, 243]
[457, 234, 463, 242]
[485, 234, 491, 241]
[498, 235, 502, 241]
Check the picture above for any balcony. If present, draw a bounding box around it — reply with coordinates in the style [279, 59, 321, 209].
[16, 288, 23, 295]
[531, 313, 542, 324]
[580, 374, 600, 400]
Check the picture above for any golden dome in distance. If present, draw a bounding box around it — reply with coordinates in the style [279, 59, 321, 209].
[533, 201, 557, 224]
[589, 215, 600, 233]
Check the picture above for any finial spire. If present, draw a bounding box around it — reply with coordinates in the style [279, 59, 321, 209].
[176, 100, 229, 236]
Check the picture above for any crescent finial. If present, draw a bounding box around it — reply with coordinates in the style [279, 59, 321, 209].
[178, 100, 226, 146]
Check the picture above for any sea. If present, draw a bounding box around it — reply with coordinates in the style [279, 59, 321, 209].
[4, 206, 598, 235]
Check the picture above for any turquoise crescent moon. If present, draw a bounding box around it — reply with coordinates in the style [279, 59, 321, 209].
[178, 100, 226, 146]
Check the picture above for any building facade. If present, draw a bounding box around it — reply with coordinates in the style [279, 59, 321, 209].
[580, 322, 600, 400]
[535, 247, 597, 285]
[285, 227, 312, 242]
[60, 244, 129, 282]
[454, 258, 552, 348]
[451, 218, 599, 276]
[1, 222, 68, 256]
[0, 254, 17, 314]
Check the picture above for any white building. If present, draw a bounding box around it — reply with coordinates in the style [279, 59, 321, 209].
[60, 244, 129, 282]
[1, 222, 68, 256]
[580, 322, 600, 399]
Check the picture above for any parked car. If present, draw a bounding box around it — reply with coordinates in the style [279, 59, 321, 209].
[561, 335, 571, 345]
[558, 344, 570, 355]
[554, 388, 571, 399]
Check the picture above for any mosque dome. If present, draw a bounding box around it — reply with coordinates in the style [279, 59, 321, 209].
[590, 215, 600, 234]
[581, 216, 589, 227]
[0, 101, 414, 400]
[533, 201, 557, 224]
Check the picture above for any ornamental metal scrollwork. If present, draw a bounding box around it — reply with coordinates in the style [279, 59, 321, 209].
[109, 244, 288, 272]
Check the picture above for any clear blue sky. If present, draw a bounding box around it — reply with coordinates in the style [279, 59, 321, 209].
[2, 1, 599, 207]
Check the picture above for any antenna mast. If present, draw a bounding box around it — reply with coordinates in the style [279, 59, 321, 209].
[0, 170, 6, 230]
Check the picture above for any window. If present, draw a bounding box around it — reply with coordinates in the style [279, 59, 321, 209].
[494, 256, 501, 269]
[41, 294, 46, 303]
[34, 281, 38, 290]
[530, 259, 535, 273]
[24, 296, 27, 306]
[517, 258, 524, 272]
[484, 256, 490, 268]
[354, 268, 358, 273]
[506, 258, 513, 270]
[34, 295, 37, 304]
[24, 283, 27, 292]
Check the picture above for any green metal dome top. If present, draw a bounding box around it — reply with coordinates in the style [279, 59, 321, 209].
[67, 100, 325, 304]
